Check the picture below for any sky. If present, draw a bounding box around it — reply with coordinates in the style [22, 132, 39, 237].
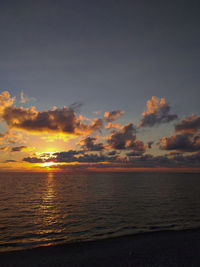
[0, 0, 200, 171]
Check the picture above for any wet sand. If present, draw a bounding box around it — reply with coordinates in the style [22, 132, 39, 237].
[1, 229, 200, 266]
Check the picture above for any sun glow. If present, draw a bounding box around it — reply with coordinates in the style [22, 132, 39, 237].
[40, 162, 57, 168]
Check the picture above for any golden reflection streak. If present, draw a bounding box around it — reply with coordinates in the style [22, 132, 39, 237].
[35, 172, 60, 237]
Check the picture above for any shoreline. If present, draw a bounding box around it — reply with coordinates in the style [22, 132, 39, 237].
[1, 228, 200, 266]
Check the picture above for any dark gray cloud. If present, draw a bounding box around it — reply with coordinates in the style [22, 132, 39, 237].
[158, 133, 200, 152]
[52, 151, 117, 163]
[80, 136, 105, 151]
[0, 146, 9, 151]
[126, 151, 144, 157]
[107, 150, 117, 156]
[3, 106, 102, 135]
[11, 146, 29, 152]
[175, 115, 200, 133]
[107, 123, 136, 150]
[0, 96, 103, 135]
[5, 159, 17, 163]
[126, 152, 200, 168]
[23, 157, 43, 163]
[104, 110, 124, 122]
[138, 96, 177, 128]
[168, 151, 183, 156]
[0, 132, 7, 139]
[147, 141, 154, 149]
[23, 150, 117, 164]
[52, 150, 82, 162]
[107, 123, 145, 153]
[22, 149, 200, 169]
[76, 154, 113, 163]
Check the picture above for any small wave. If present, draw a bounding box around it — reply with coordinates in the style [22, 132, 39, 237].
[0, 237, 66, 249]
[149, 224, 177, 230]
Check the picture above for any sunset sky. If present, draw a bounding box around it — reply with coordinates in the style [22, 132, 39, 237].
[0, 0, 200, 171]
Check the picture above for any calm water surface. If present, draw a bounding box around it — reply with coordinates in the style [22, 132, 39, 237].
[0, 171, 200, 252]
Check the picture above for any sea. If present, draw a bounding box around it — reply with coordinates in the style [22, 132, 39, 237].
[0, 171, 200, 252]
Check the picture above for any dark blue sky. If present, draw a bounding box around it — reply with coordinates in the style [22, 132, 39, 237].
[0, 0, 200, 117]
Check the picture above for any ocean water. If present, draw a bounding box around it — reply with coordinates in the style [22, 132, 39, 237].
[0, 171, 200, 252]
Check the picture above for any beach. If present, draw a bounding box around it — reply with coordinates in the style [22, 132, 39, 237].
[1, 229, 200, 266]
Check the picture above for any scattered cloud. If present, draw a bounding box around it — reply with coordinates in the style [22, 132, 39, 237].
[104, 110, 124, 122]
[107, 123, 145, 152]
[4, 159, 17, 163]
[158, 133, 200, 152]
[175, 115, 200, 133]
[105, 122, 121, 130]
[0, 132, 8, 140]
[11, 146, 31, 152]
[138, 96, 177, 128]
[23, 157, 44, 163]
[0, 146, 9, 151]
[0, 91, 200, 170]
[0, 91, 103, 136]
[107, 150, 117, 156]
[126, 151, 144, 157]
[0, 91, 15, 116]
[20, 91, 36, 104]
[80, 136, 105, 151]
[147, 141, 154, 149]
[52, 150, 82, 162]
[22, 149, 200, 168]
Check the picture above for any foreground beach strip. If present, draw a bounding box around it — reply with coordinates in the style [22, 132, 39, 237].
[1, 229, 200, 266]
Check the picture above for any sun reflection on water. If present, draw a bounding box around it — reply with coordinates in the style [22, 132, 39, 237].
[35, 172, 62, 237]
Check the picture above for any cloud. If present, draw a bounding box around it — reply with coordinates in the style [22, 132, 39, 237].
[52, 151, 117, 163]
[107, 123, 145, 152]
[23, 157, 44, 163]
[166, 152, 200, 168]
[0, 91, 103, 136]
[0, 132, 8, 140]
[22, 148, 200, 169]
[0, 146, 9, 151]
[105, 122, 121, 130]
[76, 153, 114, 163]
[0, 91, 15, 116]
[147, 141, 154, 149]
[138, 96, 177, 127]
[0, 131, 24, 145]
[11, 146, 30, 152]
[20, 91, 36, 104]
[4, 159, 17, 163]
[126, 151, 144, 157]
[80, 136, 105, 151]
[126, 153, 200, 168]
[52, 150, 82, 162]
[23, 150, 117, 164]
[107, 123, 136, 150]
[107, 150, 117, 156]
[158, 133, 200, 152]
[104, 110, 124, 122]
[175, 115, 200, 133]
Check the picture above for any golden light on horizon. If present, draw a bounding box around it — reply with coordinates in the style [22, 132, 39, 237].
[40, 162, 57, 168]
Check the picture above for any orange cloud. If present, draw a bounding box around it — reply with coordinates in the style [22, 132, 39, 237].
[158, 133, 200, 152]
[0, 91, 15, 116]
[104, 110, 124, 122]
[0, 91, 103, 136]
[11, 146, 34, 152]
[105, 122, 121, 130]
[138, 96, 177, 127]
[175, 115, 200, 133]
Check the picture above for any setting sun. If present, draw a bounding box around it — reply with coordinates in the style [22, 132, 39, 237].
[40, 162, 57, 168]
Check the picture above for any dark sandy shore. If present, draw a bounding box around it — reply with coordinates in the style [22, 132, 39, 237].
[1, 229, 200, 266]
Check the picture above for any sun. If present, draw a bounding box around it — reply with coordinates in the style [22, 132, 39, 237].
[40, 162, 57, 168]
